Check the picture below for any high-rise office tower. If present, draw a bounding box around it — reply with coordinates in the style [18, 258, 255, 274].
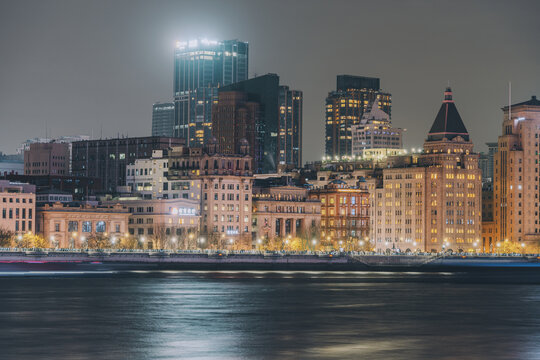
[278, 86, 303, 169]
[152, 102, 175, 137]
[220, 74, 279, 173]
[212, 91, 259, 159]
[492, 96, 540, 247]
[219, 74, 302, 173]
[325, 75, 391, 159]
[173, 39, 249, 146]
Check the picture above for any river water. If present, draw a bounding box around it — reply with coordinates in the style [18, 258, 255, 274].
[0, 270, 539, 359]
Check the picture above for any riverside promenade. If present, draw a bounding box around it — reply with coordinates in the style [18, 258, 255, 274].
[0, 250, 539, 272]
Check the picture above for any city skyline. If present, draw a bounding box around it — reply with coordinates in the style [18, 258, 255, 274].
[0, 0, 539, 162]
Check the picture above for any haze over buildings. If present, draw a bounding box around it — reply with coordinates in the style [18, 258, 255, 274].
[1, 1, 538, 162]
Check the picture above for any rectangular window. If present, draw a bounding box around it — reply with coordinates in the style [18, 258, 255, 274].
[96, 221, 106, 233]
[68, 221, 78, 232]
[82, 221, 92, 233]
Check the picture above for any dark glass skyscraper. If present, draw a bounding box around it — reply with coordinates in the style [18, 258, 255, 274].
[151, 102, 175, 137]
[219, 74, 302, 173]
[173, 39, 249, 146]
[325, 75, 391, 159]
[278, 86, 302, 168]
[220, 74, 279, 173]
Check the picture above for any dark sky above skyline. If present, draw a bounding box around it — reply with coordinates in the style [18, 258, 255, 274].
[1, 0, 539, 161]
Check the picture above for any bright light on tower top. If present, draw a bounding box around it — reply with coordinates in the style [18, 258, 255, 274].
[176, 38, 219, 50]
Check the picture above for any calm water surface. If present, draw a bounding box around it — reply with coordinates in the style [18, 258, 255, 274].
[0, 271, 539, 359]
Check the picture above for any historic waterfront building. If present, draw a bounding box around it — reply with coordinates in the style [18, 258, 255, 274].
[167, 142, 253, 249]
[492, 95, 540, 247]
[0, 180, 36, 235]
[36, 202, 130, 248]
[372, 88, 482, 253]
[309, 180, 370, 250]
[173, 39, 249, 146]
[252, 184, 320, 240]
[102, 197, 200, 249]
[325, 75, 392, 159]
[72, 136, 184, 193]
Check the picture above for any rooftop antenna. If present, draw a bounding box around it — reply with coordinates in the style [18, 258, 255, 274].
[509, 81, 512, 121]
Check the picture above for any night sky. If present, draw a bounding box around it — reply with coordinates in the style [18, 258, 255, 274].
[1, 0, 539, 161]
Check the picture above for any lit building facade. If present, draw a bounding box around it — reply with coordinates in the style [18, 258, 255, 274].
[351, 99, 404, 159]
[308, 180, 370, 249]
[325, 75, 392, 159]
[167, 143, 254, 249]
[152, 102, 175, 137]
[372, 88, 482, 253]
[493, 96, 540, 247]
[36, 203, 130, 248]
[252, 185, 320, 240]
[0, 180, 36, 235]
[126, 150, 201, 203]
[173, 39, 249, 146]
[102, 197, 199, 249]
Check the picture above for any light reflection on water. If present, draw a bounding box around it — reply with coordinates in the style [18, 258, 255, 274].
[0, 271, 539, 359]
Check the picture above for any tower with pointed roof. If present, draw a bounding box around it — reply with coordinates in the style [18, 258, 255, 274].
[373, 87, 482, 254]
[423, 87, 474, 156]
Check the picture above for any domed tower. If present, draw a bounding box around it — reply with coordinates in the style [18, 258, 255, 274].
[238, 138, 250, 155]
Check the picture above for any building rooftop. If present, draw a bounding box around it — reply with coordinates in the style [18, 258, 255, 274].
[503, 95, 540, 110]
[427, 87, 469, 142]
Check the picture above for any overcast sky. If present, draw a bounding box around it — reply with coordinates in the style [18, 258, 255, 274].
[1, 0, 539, 161]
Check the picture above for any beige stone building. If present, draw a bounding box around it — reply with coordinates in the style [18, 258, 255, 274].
[252, 185, 321, 240]
[309, 180, 370, 250]
[492, 96, 540, 247]
[372, 88, 482, 253]
[36, 203, 130, 248]
[102, 197, 200, 249]
[167, 142, 254, 249]
[0, 180, 36, 235]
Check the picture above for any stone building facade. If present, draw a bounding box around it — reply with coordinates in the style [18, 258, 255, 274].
[372, 88, 482, 253]
[167, 143, 253, 249]
[36, 203, 130, 248]
[309, 180, 370, 250]
[492, 96, 540, 247]
[0, 180, 36, 235]
[252, 185, 320, 240]
[102, 197, 200, 249]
